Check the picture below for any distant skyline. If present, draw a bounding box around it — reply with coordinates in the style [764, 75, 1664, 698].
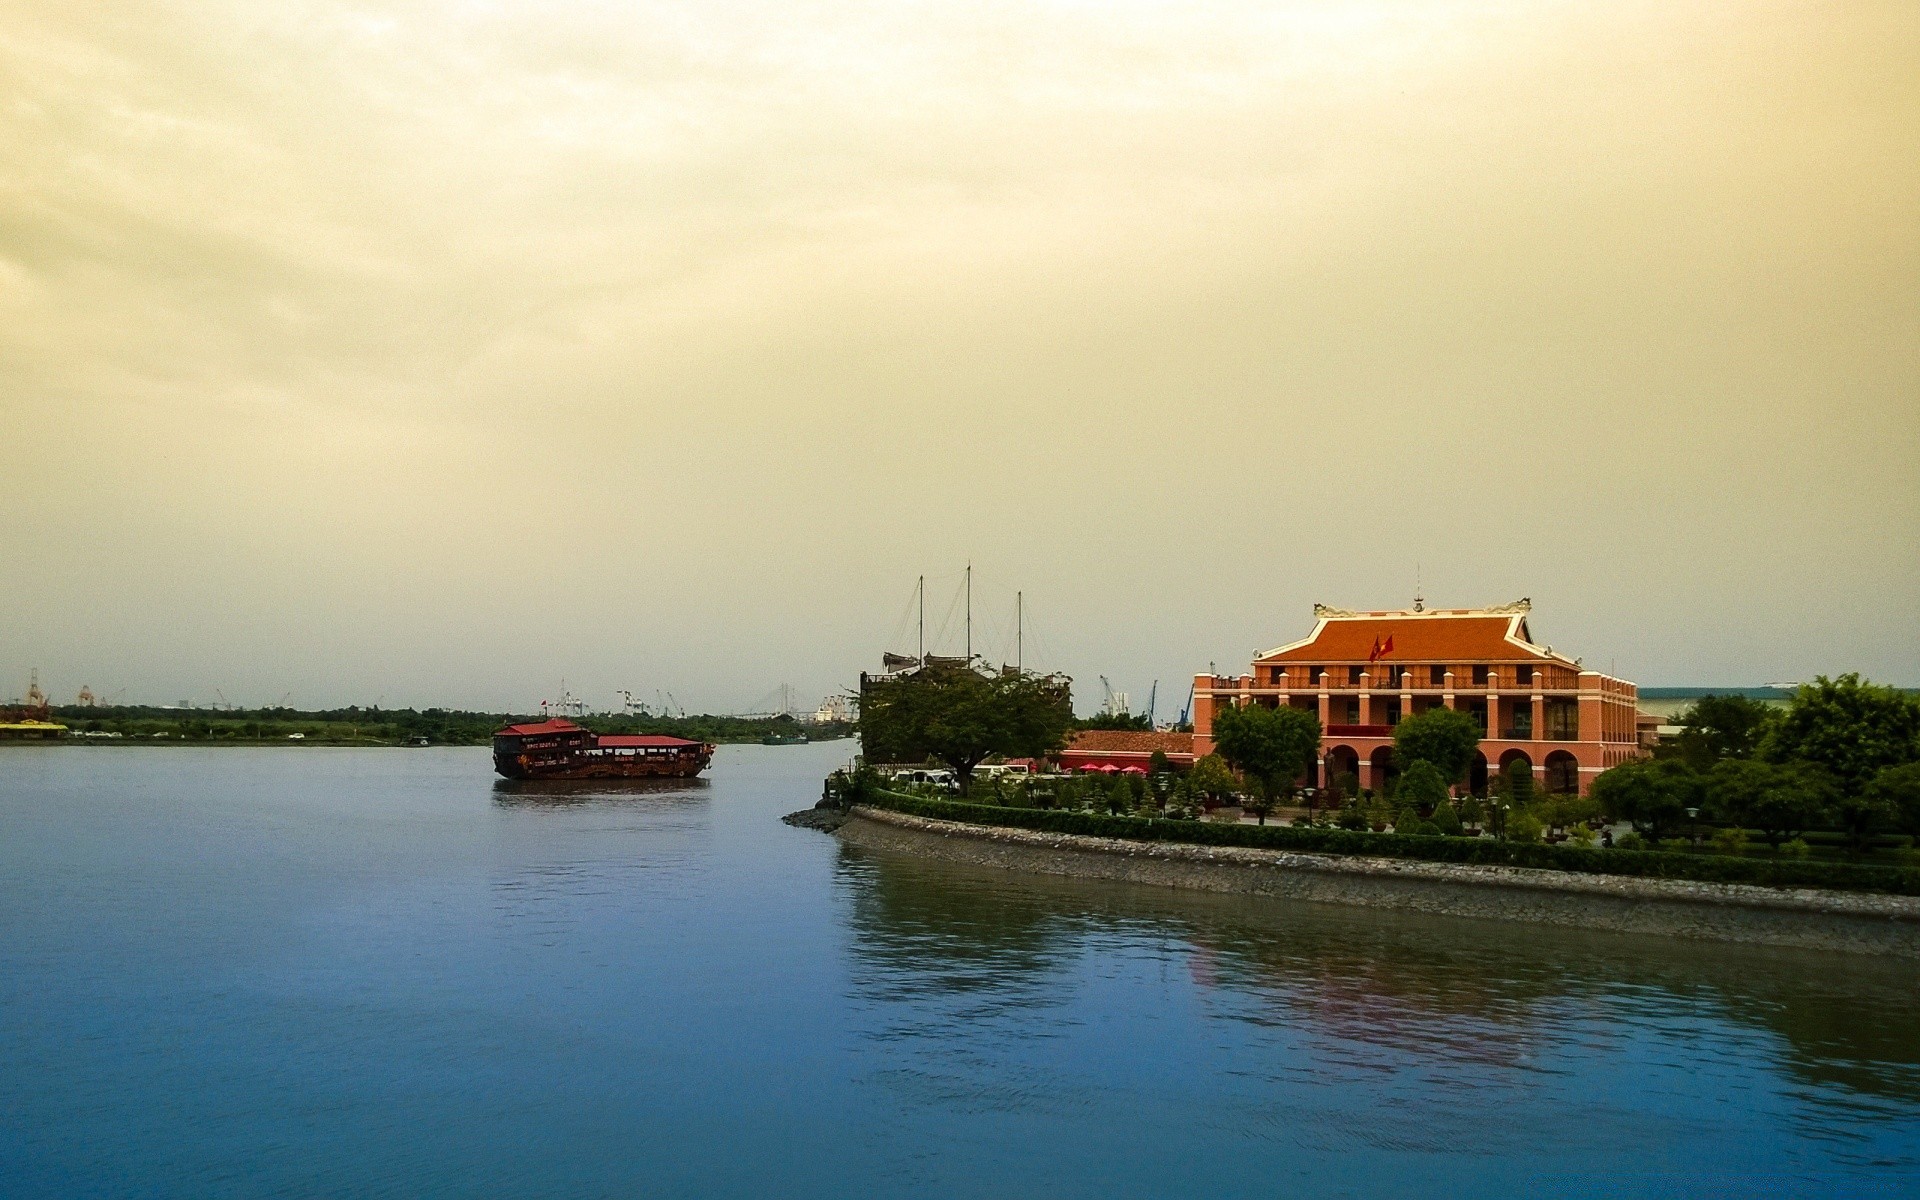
[3, 1, 1916, 713]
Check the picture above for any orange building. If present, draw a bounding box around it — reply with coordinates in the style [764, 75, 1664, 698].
[1192, 600, 1641, 797]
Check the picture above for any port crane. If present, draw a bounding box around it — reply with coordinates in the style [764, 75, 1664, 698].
[1143, 680, 1157, 727]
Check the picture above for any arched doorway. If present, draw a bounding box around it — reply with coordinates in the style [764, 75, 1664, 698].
[1544, 751, 1579, 795]
[1369, 746, 1397, 798]
[1326, 745, 1360, 799]
[1469, 751, 1490, 797]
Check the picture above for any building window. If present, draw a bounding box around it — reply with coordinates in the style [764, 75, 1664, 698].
[1312, 667, 1326, 684]
[1472, 665, 1489, 686]
[1430, 665, 1446, 686]
[1518, 664, 1534, 685]
[1385, 701, 1402, 726]
[1349, 666, 1364, 685]
[1345, 699, 1360, 724]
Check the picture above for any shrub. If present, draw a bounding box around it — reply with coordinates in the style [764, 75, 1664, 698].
[1659, 838, 1691, 853]
[854, 791, 1920, 894]
[1429, 800, 1462, 837]
[1614, 831, 1646, 851]
[1457, 795, 1484, 831]
[1392, 805, 1420, 833]
[1412, 821, 1443, 837]
[1506, 812, 1544, 844]
[1396, 761, 1451, 814]
[1711, 826, 1748, 855]
[1781, 838, 1812, 859]
[1335, 802, 1368, 831]
[1564, 824, 1598, 848]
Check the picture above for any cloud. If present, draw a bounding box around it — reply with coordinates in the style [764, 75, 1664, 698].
[1, 0, 1915, 709]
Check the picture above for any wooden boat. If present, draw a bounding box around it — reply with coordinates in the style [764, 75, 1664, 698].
[491, 718, 713, 780]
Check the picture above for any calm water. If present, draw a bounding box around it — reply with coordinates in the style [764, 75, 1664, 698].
[2, 745, 1916, 1198]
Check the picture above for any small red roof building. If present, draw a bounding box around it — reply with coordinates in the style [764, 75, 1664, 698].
[1057, 729, 1196, 772]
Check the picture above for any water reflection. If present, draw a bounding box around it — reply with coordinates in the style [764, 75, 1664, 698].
[490, 776, 712, 809]
[834, 841, 1920, 1123]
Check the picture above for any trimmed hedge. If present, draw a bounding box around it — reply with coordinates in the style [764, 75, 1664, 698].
[860, 791, 1920, 897]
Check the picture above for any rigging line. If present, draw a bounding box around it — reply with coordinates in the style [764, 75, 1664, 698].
[885, 578, 919, 657]
[932, 574, 966, 656]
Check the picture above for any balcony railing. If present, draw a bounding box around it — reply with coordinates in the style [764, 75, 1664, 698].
[1325, 724, 1392, 738]
[1267, 677, 1586, 693]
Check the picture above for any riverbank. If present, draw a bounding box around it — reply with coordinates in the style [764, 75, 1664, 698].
[837, 805, 1920, 957]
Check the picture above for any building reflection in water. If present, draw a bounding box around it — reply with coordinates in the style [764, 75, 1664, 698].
[833, 841, 1920, 1122]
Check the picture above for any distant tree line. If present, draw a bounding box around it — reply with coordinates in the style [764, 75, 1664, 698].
[47, 705, 853, 746]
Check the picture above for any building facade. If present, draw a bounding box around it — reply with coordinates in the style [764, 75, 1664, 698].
[1192, 600, 1641, 796]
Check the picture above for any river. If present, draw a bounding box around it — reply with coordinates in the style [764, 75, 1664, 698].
[1, 743, 1914, 1197]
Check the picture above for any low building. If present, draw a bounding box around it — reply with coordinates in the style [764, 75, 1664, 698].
[1057, 729, 1196, 772]
[1192, 600, 1641, 796]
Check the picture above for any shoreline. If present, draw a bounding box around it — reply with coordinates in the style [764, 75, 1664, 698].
[838, 805, 1920, 957]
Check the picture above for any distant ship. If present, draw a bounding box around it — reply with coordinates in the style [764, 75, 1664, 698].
[492, 718, 714, 780]
[761, 731, 809, 746]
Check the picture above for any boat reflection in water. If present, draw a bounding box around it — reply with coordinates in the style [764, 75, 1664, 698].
[490, 775, 712, 809]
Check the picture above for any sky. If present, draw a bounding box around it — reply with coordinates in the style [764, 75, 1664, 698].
[2, 0, 1916, 715]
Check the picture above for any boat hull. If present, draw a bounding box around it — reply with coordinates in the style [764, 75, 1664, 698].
[493, 750, 713, 781]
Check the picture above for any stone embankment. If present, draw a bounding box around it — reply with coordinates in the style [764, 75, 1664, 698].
[836, 805, 1920, 957]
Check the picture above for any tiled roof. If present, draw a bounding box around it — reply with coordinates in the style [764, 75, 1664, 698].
[1064, 730, 1197, 756]
[496, 718, 582, 736]
[1261, 612, 1569, 664]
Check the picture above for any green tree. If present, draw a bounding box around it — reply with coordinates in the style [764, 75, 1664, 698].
[1493, 759, 1536, 810]
[1211, 704, 1322, 800]
[1392, 805, 1420, 833]
[858, 664, 1073, 793]
[1591, 758, 1701, 843]
[1429, 799, 1463, 836]
[1705, 758, 1836, 849]
[1762, 674, 1920, 793]
[1395, 760, 1450, 814]
[1364, 793, 1392, 830]
[1392, 707, 1483, 786]
[1187, 754, 1238, 805]
[1669, 694, 1780, 770]
[1077, 711, 1153, 731]
[1457, 794, 1484, 833]
[1147, 749, 1171, 775]
[1105, 775, 1133, 815]
[1864, 762, 1920, 839]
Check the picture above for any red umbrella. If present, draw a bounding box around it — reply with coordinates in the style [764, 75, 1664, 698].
[1119, 765, 1148, 776]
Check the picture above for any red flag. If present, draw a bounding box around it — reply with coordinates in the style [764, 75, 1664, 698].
[1368, 634, 1395, 663]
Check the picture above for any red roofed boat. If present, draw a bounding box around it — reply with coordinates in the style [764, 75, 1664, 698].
[491, 718, 715, 780]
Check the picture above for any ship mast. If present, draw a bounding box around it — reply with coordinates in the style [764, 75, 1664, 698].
[1017, 590, 1023, 673]
[965, 562, 972, 663]
[917, 575, 925, 665]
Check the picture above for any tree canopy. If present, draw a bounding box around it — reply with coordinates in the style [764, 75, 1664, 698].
[1591, 758, 1701, 843]
[1396, 760, 1451, 813]
[1187, 754, 1239, 803]
[1211, 703, 1322, 798]
[1864, 763, 1920, 838]
[857, 665, 1073, 792]
[1704, 759, 1835, 848]
[1762, 674, 1920, 793]
[1392, 707, 1483, 785]
[1669, 693, 1779, 769]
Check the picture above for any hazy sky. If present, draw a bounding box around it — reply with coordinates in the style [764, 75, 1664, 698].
[2, 0, 1915, 714]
